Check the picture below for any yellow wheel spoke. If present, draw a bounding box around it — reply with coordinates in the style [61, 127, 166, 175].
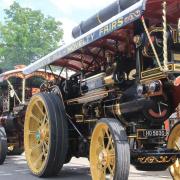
[170, 165, 175, 174]
[30, 114, 40, 123]
[175, 159, 180, 168]
[41, 114, 47, 126]
[99, 137, 105, 149]
[105, 128, 110, 139]
[45, 121, 49, 128]
[106, 135, 113, 150]
[108, 165, 114, 177]
[174, 137, 180, 150]
[28, 130, 36, 135]
[43, 141, 49, 151]
[35, 102, 44, 117]
[96, 147, 103, 156]
[109, 154, 115, 166]
[46, 129, 49, 136]
[112, 163, 115, 172]
[42, 143, 48, 157]
[30, 143, 42, 154]
[175, 141, 180, 150]
[44, 123, 49, 133]
[99, 166, 106, 180]
[45, 136, 49, 142]
[109, 148, 115, 155]
[33, 152, 43, 168]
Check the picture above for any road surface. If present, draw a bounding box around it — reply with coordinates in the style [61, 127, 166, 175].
[0, 155, 172, 180]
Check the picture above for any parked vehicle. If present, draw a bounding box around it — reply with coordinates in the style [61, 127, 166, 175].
[22, 0, 180, 179]
[0, 65, 56, 164]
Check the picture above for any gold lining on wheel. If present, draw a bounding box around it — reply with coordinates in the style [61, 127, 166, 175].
[90, 122, 115, 180]
[168, 123, 180, 180]
[24, 95, 50, 175]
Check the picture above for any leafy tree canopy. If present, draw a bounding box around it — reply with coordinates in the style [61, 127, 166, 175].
[0, 2, 63, 70]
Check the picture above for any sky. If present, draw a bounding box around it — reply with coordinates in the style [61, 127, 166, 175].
[0, 0, 114, 43]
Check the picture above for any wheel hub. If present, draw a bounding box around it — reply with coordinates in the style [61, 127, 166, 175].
[35, 131, 41, 141]
[40, 128, 47, 140]
[99, 150, 108, 166]
[35, 125, 48, 142]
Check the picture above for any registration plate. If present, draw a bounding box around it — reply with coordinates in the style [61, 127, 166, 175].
[137, 129, 168, 139]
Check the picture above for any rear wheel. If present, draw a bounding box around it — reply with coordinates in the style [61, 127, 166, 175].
[90, 118, 130, 180]
[24, 93, 68, 177]
[0, 127, 7, 165]
[167, 121, 180, 180]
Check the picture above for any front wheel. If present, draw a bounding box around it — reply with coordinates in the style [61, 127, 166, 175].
[24, 93, 68, 177]
[90, 118, 130, 180]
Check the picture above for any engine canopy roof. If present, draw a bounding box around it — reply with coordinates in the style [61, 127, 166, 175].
[23, 0, 180, 75]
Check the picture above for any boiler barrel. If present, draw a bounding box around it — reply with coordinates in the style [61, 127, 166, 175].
[72, 0, 140, 38]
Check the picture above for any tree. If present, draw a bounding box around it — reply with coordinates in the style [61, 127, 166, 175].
[0, 2, 63, 70]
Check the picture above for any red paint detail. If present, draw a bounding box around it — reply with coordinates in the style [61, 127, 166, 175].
[164, 119, 169, 131]
[174, 76, 180, 86]
[172, 86, 180, 110]
[148, 109, 167, 118]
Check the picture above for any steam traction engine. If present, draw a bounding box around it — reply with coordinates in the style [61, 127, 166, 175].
[0, 67, 56, 164]
[23, 0, 180, 179]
